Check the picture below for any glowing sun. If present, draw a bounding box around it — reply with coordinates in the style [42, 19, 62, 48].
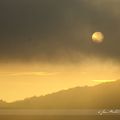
[92, 32, 104, 43]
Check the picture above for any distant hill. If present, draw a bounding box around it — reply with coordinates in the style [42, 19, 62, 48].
[1, 80, 120, 109]
[0, 100, 7, 108]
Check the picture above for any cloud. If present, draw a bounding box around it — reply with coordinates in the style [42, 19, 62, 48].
[0, 0, 120, 63]
[0, 72, 58, 77]
[92, 80, 116, 83]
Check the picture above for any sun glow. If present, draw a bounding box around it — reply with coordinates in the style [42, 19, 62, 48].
[0, 58, 120, 102]
[92, 32, 104, 43]
[92, 79, 116, 83]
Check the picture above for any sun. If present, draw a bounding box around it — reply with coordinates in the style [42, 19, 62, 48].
[92, 32, 104, 43]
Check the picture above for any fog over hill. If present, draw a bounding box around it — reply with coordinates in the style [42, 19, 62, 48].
[0, 80, 120, 109]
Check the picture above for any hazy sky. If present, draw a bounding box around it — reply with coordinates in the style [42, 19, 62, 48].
[0, 0, 120, 102]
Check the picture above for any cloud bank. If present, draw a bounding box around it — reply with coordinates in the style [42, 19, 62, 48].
[0, 0, 120, 63]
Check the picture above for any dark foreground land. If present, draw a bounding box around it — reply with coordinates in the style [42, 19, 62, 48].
[0, 109, 119, 120]
[0, 115, 120, 120]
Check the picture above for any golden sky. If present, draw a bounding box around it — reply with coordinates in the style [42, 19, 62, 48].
[0, 0, 120, 102]
[0, 57, 119, 102]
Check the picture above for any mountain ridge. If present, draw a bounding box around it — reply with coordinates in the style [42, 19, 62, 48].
[1, 80, 120, 109]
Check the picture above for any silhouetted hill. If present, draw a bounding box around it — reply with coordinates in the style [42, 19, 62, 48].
[0, 100, 7, 108]
[1, 80, 120, 109]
